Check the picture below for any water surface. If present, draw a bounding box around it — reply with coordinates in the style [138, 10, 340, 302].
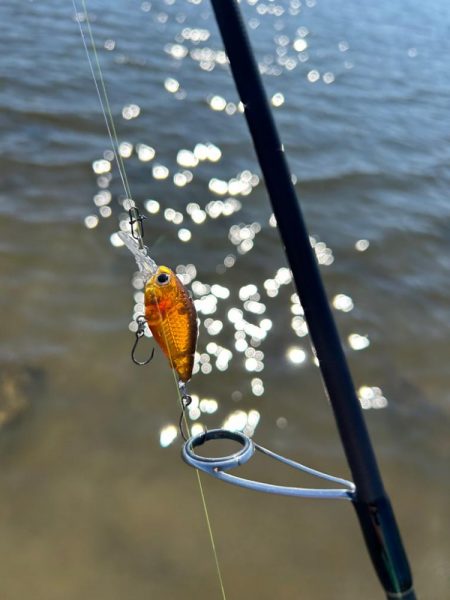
[0, 0, 449, 598]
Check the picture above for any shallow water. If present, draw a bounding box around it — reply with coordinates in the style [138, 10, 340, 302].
[0, 0, 449, 598]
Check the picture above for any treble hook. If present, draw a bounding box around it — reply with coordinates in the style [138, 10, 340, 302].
[131, 315, 155, 366]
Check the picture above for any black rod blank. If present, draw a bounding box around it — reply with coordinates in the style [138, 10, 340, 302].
[209, 1, 415, 598]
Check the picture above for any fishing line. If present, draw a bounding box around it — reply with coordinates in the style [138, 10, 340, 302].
[149, 287, 228, 600]
[73, 2, 227, 597]
[72, 0, 132, 200]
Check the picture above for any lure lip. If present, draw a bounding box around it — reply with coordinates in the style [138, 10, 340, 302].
[117, 230, 158, 279]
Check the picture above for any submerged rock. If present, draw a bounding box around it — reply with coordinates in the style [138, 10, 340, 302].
[0, 365, 45, 428]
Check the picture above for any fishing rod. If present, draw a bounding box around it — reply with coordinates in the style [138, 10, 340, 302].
[184, 2, 416, 599]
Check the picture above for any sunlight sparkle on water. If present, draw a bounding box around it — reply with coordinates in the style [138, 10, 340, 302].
[251, 377, 264, 396]
[244, 300, 266, 315]
[293, 38, 308, 52]
[239, 284, 258, 301]
[164, 208, 183, 224]
[177, 149, 199, 168]
[224, 254, 236, 268]
[119, 142, 133, 158]
[110, 232, 124, 247]
[190, 208, 207, 224]
[215, 347, 232, 371]
[271, 92, 285, 107]
[99, 206, 112, 218]
[192, 281, 210, 297]
[287, 346, 307, 365]
[355, 239, 370, 251]
[264, 278, 279, 298]
[187, 394, 200, 419]
[145, 199, 160, 214]
[122, 199, 135, 211]
[178, 228, 192, 242]
[195, 294, 217, 315]
[97, 174, 111, 189]
[358, 386, 388, 410]
[153, 165, 169, 179]
[207, 144, 222, 162]
[291, 316, 308, 337]
[209, 178, 228, 195]
[311, 238, 334, 265]
[333, 294, 354, 312]
[348, 333, 370, 351]
[206, 199, 241, 218]
[181, 27, 210, 42]
[259, 318, 272, 331]
[173, 172, 188, 187]
[227, 307, 243, 324]
[201, 363, 212, 374]
[245, 357, 262, 372]
[211, 284, 230, 299]
[84, 215, 99, 229]
[164, 43, 189, 59]
[122, 104, 141, 120]
[235, 338, 248, 352]
[189, 402, 202, 420]
[206, 319, 223, 336]
[137, 144, 155, 162]
[275, 267, 292, 285]
[159, 425, 177, 447]
[290, 293, 304, 312]
[199, 398, 218, 414]
[239, 238, 254, 254]
[193, 143, 208, 161]
[191, 423, 206, 436]
[93, 190, 112, 206]
[164, 77, 180, 93]
[276, 416, 288, 429]
[92, 159, 111, 174]
[222, 409, 260, 437]
[209, 95, 227, 111]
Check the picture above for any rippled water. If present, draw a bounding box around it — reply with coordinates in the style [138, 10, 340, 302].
[0, 0, 449, 598]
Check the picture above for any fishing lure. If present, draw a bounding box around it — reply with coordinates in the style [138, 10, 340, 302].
[145, 265, 197, 383]
[119, 231, 198, 383]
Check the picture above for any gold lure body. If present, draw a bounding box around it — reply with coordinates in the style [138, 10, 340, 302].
[145, 266, 197, 383]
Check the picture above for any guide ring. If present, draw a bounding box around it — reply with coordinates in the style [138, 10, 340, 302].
[182, 429, 356, 501]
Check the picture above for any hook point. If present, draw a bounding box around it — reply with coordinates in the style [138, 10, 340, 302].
[131, 316, 155, 366]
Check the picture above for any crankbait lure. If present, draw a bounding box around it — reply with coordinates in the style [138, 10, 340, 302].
[145, 265, 197, 383]
[119, 231, 198, 383]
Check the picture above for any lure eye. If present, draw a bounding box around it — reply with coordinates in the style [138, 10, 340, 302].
[157, 272, 170, 285]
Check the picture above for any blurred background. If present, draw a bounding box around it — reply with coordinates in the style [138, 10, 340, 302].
[0, 0, 449, 598]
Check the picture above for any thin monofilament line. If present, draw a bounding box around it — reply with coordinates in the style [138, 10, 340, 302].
[72, 0, 132, 200]
[178, 394, 227, 600]
[74, 3, 227, 589]
[151, 292, 228, 600]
